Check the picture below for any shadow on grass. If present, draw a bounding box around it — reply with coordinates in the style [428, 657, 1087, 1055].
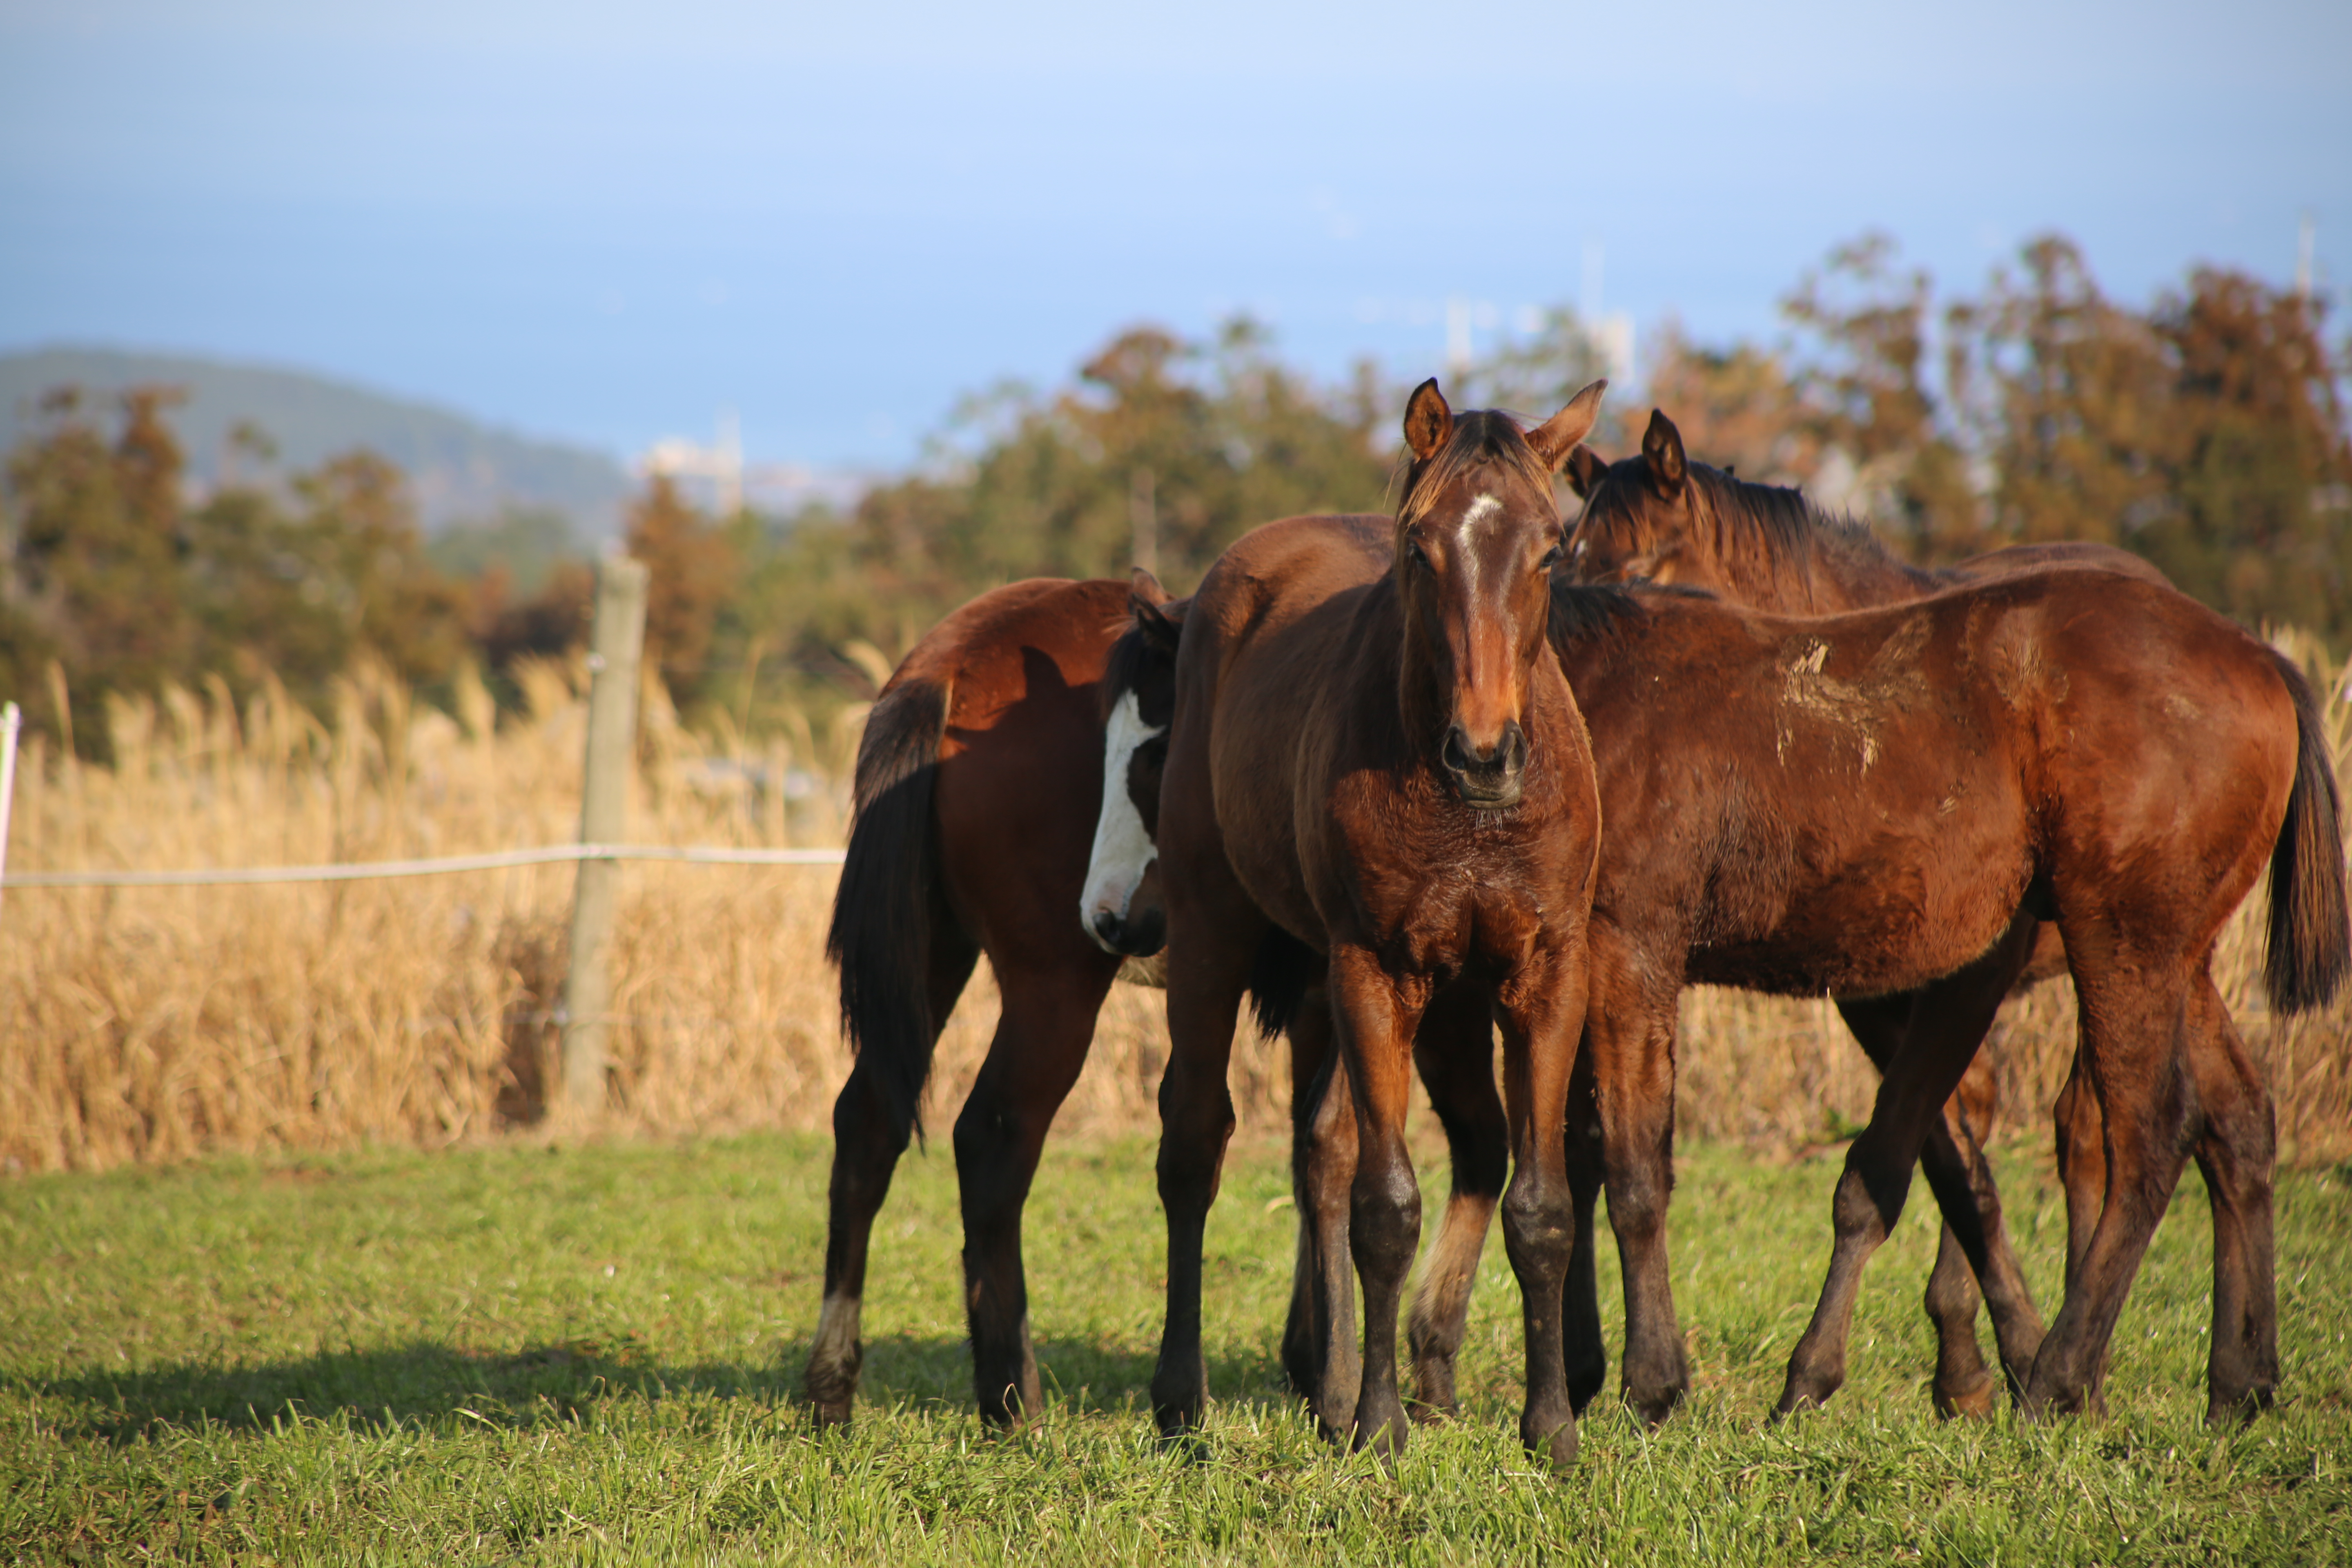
[23, 1332, 1301, 1443]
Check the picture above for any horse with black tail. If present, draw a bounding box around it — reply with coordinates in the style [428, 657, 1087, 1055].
[808, 575, 1182, 1430]
[1566, 410, 2334, 1419]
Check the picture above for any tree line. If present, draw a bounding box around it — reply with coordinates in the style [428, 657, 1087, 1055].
[2, 231, 2345, 756]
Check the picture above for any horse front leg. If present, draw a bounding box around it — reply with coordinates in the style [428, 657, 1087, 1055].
[1778, 916, 2032, 1418]
[1407, 982, 1505, 1421]
[1329, 945, 1429, 1461]
[1496, 947, 1588, 1472]
[1584, 933, 1688, 1426]
[1837, 991, 2045, 1417]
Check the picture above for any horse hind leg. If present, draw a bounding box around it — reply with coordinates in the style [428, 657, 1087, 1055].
[2022, 966, 2201, 1420]
[955, 959, 1116, 1430]
[1405, 983, 1506, 1421]
[806, 921, 980, 1426]
[2185, 973, 2278, 1422]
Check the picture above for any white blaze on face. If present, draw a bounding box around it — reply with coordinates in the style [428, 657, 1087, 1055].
[1457, 493, 1502, 592]
[1080, 689, 1165, 951]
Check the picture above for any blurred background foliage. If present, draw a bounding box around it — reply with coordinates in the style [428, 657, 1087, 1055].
[3, 230, 2346, 756]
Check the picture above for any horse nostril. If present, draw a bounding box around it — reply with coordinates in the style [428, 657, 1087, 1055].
[1092, 910, 1123, 944]
[1444, 723, 1519, 777]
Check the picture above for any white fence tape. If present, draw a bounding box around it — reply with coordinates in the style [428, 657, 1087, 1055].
[0, 841, 845, 889]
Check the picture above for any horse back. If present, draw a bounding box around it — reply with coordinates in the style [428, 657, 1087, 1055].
[1943, 540, 2169, 593]
[909, 577, 1137, 955]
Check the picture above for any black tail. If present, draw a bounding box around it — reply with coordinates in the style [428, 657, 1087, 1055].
[1247, 926, 1323, 1041]
[2264, 652, 2350, 1014]
[826, 676, 953, 1141]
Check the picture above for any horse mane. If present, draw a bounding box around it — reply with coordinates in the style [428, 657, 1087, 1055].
[1099, 598, 1185, 724]
[1099, 619, 1161, 722]
[1546, 579, 1704, 653]
[1681, 462, 1905, 585]
[1395, 409, 1556, 526]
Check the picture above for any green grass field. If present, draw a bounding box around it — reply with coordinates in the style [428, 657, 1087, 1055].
[4, 1128, 2348, 1564]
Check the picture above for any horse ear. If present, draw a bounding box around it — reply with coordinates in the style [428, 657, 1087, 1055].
[1525, 379, 1608, 472]
[1134, 595, 1183, 655]
[1403, 378, 1454, 461]
[1130, 566, 1169, 607]
[1642, 408, 1688, 497]
[1564, 443, 1607, 500]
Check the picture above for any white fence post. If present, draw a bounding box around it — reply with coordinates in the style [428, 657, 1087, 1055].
[561, 557, 650, 1118]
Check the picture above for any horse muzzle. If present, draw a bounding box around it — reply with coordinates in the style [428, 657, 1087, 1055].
[1442, 719, 1526, 810]
[1088, 903, 1166, 958]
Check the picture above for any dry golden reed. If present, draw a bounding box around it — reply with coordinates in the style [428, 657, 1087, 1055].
[3, 640, 2348, 1174]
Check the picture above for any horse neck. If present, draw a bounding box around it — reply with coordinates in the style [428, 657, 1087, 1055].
[1697, 486, 1935, 613]
[1389, 579, 1453, 760]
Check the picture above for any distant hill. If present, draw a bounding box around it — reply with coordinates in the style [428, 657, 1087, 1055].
[0, 346, 632, 537]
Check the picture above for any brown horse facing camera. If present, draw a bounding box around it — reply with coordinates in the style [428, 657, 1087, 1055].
[1097, 533, 2347, 1432]
[1562, 411, 2292, 1414]
[1150, 380, 1608, 1470]
[806, 573, 1230, 1431]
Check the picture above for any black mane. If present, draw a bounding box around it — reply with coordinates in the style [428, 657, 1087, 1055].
[1098, 618, 1164, 723]
[1546, 579, 1660, 651]
[1683, 462, 1898, 579]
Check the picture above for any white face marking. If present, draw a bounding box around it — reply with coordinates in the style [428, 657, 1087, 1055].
[1080, 690, 1164, 951]
[1458, 493, 1502, 595]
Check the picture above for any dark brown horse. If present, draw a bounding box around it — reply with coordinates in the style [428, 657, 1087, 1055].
[1151, 381, 1607, 1468]
[1564, 411, 2295, 1417]
[808, 573, 1197, 1429]
[1547, 570, 2344, 1422]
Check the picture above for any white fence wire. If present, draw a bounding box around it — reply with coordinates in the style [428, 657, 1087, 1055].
[0, 699, 844, 893]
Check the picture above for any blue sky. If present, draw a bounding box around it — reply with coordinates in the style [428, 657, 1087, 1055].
[2, 0, 2347, 470]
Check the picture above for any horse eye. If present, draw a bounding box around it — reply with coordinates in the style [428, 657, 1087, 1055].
[1408, 540, 1431, 570]
[1538, 544, 1562, 571]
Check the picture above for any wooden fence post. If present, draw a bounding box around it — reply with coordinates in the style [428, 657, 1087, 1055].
[561, 555, 650, 1117]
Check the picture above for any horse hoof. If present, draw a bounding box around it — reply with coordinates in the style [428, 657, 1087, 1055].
[1150, 1361, 1207, 1439]
[1566, 1367, 1607, 1418]
[1770, 1386, 1823, 1424]
[803, 1368, 858, 1428]
[1625, 1384, 1686, 1430]
[1352, 1402, 1410, 1463]
[1933, 1374, 1997, 1422]
[1523, 1418, 1578, 1474]
[2206, 1379, 2276, 1427]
